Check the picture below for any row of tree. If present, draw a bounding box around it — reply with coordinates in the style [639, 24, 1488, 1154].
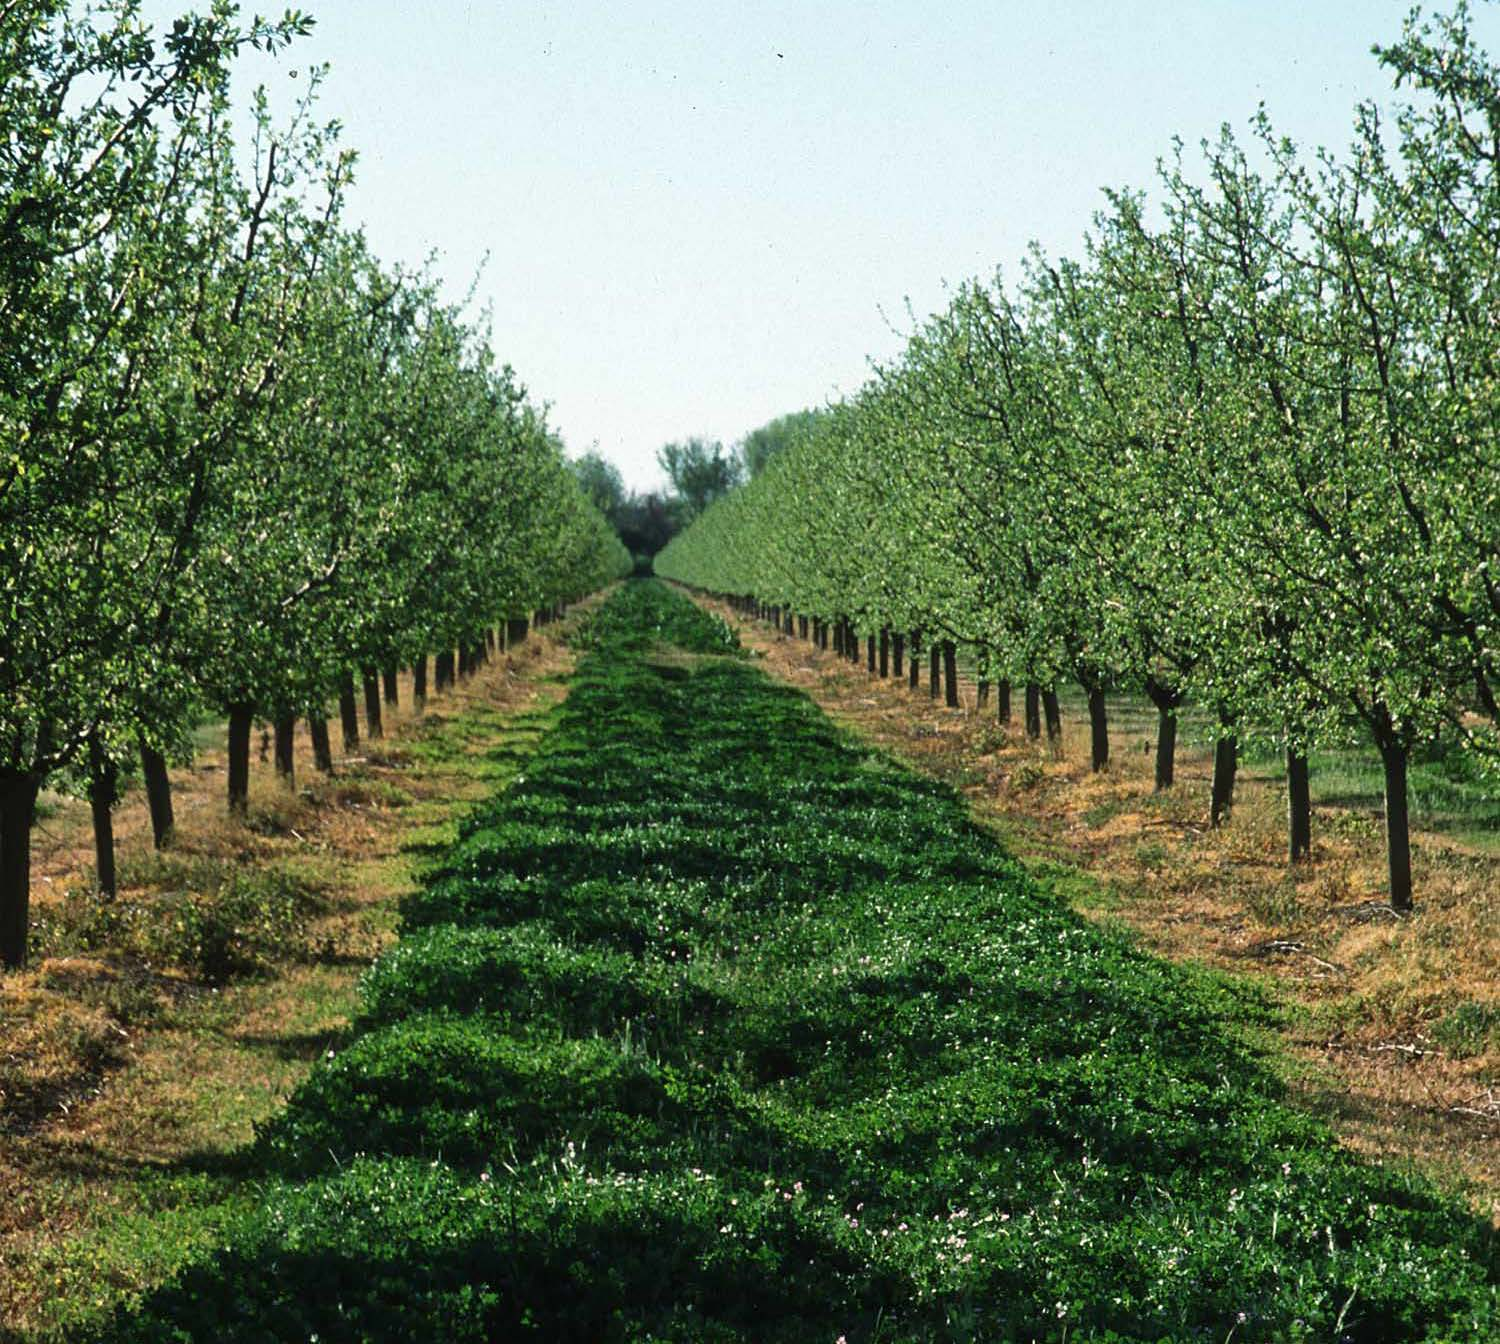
[658, 3, 1500, 913]
[0, 2, 630, 969]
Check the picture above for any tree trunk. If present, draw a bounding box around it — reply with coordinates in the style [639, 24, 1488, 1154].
[412, 655, 427, 709]
[997, 679, 1012, 724]
[909, 633, 921, 690]
[382, 664, 399, 707]
[362, 670, 383, 740]
[88, 736, 119, 899]
[1145, 682, 1181, 790]
[139, 737, 174, 849]
[1042, 688, 1062, 744]
[457, 644, 471, 678]
[274, 715, 296, 787]
[1379, 738, 1414, 912]
[1211, 728, 1238, 828]
[1024, 683, 1042, 740]
[309, 716, 334, 773]
[892, 633, 904, 679]
[0, 773, 43, 970]
[977, 679, 990, 709]
[867, 633, 876, 674]
[1287, 749, 1312, 862]
[1153, 709, 1177, 790]
[878, 629, 889, 677]
[832, 620, 843, 658]
[435, 650, 455, 690]
[339, 675, 360, 751]
[228, 702, 253, 813]
[507, 616, 528, 646]
[929, 643, 941, 699]
[943, 641, 959, 708]
[1087, 688, 1109, 771]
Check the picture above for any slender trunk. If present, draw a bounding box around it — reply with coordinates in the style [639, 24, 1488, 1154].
[0, 773, 43, 970]
[1379, 737, 1414, 912]
[362, 670, 384, 740]
[1154, 710, 1177, 790]
[1087, 688, 1109, 771]
[799, 615, 809, 640]
[309, 716, 334, 773]
[139, 737, 174, 849]
[497, 624, 507, 654]
[227, 702, 253, 813]
[412, 655, 427, 708]
[458, 644, 471, 678]
[272, 715, 296, 787]
[1145, 681, 1181, 790]
[943, 641, 959, 708]
[1287, 749, 1312, 862]
[1042, 688, 1062, 744]
[486, 628, 497, 653]
[88, 736, 118, 899]
[929, 642, 941, 699]
[832, 620, 843, 658]
[435, 650, 455, 690]
[878, 629, 889, 677]
[339, 675, 360, 750]
[997, 679, 1012, 725]
[867, 634, 876, 675]
[892, 633, 904, 679]
[1211, 725, 1237, 828]
[1024, 683, 1042, 740]
[909, 633, 921, 690]
[382, 664, 399, 707]
[977, 679, 990, 709]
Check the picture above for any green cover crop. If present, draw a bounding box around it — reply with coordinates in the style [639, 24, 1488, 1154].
[98, 582, 1497, 1342]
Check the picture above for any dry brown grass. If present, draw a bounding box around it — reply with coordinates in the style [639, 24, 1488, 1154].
[0, 617, 586, 1337]
[707, 598, 1500, 1224]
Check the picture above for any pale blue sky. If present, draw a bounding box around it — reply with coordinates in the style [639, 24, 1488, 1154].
[153, 2, 1499, 490]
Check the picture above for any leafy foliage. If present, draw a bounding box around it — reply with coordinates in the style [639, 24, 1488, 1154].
[0, 0, 630, 968]
[657, 5, 1500, 907]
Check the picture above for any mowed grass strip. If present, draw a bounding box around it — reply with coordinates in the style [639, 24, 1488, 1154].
[97, 582, 1498, 1343]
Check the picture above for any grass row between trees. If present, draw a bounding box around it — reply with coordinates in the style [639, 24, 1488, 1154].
[91, 580, 1497, 1342]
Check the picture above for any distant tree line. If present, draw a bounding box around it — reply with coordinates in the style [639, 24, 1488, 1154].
[572, 410, 825, 559]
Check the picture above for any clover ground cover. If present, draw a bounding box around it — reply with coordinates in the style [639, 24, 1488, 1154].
[97, 582, 1497, 1342]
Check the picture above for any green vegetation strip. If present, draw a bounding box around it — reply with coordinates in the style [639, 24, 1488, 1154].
[96, 583, 1496, 1342]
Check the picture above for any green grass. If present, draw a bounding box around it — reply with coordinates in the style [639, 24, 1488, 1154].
[88, 582, 1499, 1342]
